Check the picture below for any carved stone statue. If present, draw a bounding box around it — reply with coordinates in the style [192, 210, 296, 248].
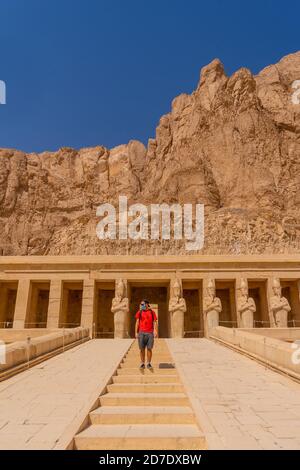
[169, 279, 186, 338]
[204, 279, 222, 332]
[237, 278, 256, 328]
[270, 278, 291, 328]
[111, 279, 129, 338]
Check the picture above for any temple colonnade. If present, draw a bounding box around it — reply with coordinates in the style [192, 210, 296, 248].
[0, 256, 300, 338]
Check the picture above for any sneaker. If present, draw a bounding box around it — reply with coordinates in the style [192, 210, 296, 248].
[139, 363, 145, 369]
[147, 363, 153, 369]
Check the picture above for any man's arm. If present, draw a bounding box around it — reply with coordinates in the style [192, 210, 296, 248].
[153, 320, 158, 338]
[135, 318, 140, 337]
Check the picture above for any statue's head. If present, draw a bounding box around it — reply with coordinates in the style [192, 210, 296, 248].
[272, 278, 281, 296]
[207, 279, 216, 297]
[240, 278, 248, 296]
[173, 279, 182, 297]
[115, 279, 125, 298]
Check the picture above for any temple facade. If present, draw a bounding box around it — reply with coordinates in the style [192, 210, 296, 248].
[0, 255, 300, 338]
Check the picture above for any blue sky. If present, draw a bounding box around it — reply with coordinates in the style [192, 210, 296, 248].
[0, 0, 299, 153]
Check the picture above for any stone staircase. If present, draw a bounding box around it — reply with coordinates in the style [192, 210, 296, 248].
[74, 339, 206, 450]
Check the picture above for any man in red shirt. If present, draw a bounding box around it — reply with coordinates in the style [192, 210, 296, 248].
[135, 300, 158, 369]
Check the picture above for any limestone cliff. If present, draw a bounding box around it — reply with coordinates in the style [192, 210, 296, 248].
[1, 51, 300, 255]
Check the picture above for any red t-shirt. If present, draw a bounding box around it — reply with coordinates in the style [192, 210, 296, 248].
[135, 309, 157, 333]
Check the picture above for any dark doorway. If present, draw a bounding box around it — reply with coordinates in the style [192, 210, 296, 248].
[281, 280, 300, 327]
[26, 281, 50, 328]
[183, 281, 203, 337]
[129, 285, 169, 338]
[60, 281, 83, 328]
[216, 280, 237, 328]
[0, 282, 18, 328]
[248, 280, 269, 328]
[95, 282, 115, 338]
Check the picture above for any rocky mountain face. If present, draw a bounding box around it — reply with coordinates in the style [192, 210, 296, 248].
[1, 51, 300, 255]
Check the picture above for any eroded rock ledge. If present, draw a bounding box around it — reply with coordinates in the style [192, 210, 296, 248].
[1, 52, 300, 255]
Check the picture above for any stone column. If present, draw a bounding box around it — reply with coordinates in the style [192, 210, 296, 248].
[47, 280, 63, 329]
[236, 278, 256, 328]
[203, 278, 222, 337]
[201, 277, 208, 337]
[266, 278, 275, 328]
[0, 284, 8, 327]
[111, 279, 129, 338]
[81, 279, 96, 337]
[234, 277, 241, 328]
[169, 278, 186, 338]
[13, 279, 32, 329]
[296, 280, 300, 327]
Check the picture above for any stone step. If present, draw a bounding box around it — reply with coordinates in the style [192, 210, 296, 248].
[130, 344, 167, 348]
[99, 392, 190, 407]
[74, 424, 206, 450]
[107, 383, 184, 393]
[90, 406, 196, 425]
[128, 341, 170, 353]
[125, 353, 171, 359]
[116, 367, 178, 376]
[125, 352, 172, 356]
[73, 339, 207, 451]
[129, 346, 169, 351]
[124, 357, 172, 363]
[120, 361, 175, 369]
[125, 351, 172, 356]
[132, 339, 166, 343]
[112, 374, 179, 384]
[127, 344, 169, 349]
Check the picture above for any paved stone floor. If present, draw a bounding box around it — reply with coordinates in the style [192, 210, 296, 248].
[0, 339, 132, 449]
[167, 338, 300, 450]
[1, 337, 300, 450]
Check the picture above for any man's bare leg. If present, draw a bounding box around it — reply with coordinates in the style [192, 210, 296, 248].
[147, 348, 152, 364]
[140, 348, 146, 364]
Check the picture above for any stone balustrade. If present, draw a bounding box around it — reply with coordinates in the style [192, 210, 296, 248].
[0, 327, 89, 373]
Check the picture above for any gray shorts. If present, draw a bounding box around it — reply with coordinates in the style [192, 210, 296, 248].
[138, 332, 154, 350]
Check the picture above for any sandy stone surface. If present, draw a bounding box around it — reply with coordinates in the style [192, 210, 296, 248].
[1, 52, 300, 256]
[168, 338, 300, 450]
[0, 339, 132, 449]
